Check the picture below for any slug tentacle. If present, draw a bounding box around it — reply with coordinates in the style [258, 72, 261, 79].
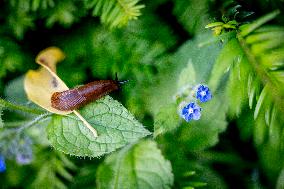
[118, 80, 129, 85]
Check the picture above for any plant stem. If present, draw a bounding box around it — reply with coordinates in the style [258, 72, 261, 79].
[4, 120, 29, 128]
[1, 113, 52, 137]
[16, 113, 52, 133]
[0, 98, 44, 115]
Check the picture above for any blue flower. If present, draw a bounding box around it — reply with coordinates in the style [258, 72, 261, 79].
[196, 84, 212, 103]
[16, 151, 33, 165]
[16, 137, 33, 165]
[0, 155, 6, 172]
[181, 102, 201, 122]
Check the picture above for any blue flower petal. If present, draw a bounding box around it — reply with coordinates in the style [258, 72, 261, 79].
[15, 136, 33, 165]
[0, 155, 6, 172]
[16, 152, 33, 165]
[192, 109, 201, 120]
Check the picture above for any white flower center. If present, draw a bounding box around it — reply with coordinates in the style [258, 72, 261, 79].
[200, 91, 206, 96]
[188, 108, 194, 114]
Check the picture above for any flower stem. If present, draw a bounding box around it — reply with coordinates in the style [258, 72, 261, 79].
[0, 98, 44, 115]
[16, 113, 52, 133]
[2, 113, 52, 138]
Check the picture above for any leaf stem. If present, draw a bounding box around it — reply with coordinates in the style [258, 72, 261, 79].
[1, 113, 52, 138]
[4, 120, 30, 128]
[16, 113, 52, 133]
[0, 98, 45, 115]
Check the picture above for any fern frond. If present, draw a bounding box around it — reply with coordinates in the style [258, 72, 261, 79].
[31, 0, 55, 11]
[45, 1, 78, 28]
[209, 10, 284, 180]
[8, 0, 55, 11]
[85, 0, 144, 28]
[237, 24, 284, 118]
[210, 10, 284, 123]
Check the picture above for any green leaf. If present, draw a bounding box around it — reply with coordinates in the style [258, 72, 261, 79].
[153, 60, 197, 137]
[7, 11, 34, 39]
[96, 139, 174, 189]
[177, 60, 196, 89]
[47, 96, 151, 157]
[0, 37, 27, 78]
[148, 33, 222, 115]
[31, 150, 76, 189]
[205, 22, 224, 28]
[209, 37, 240, 92]
[154, 103, 180, 137]
[151, 33, 227, 145]
[45, 1, 78, 28]
[31, 0, 55, 11]
[240, 10, 280, 37]
[4, 75, 28, 104]
[173, 0, 210, 34]
[276, 167, 284, 189]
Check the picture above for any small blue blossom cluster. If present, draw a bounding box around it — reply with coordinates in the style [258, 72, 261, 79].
[15, 137, 33, 165]
[0, 135, 33, 172]
[180, 84, 212, 122]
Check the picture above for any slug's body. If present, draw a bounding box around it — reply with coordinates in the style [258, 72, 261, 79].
[51, 80, 123, 111]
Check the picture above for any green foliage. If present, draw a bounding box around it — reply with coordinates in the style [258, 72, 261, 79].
[0, 38, 27, 78]
[173, 0, 211, 35]
[209, 10, 284, 183]
[154, 103, 179, 137]
[1, 0, 284, 188]
[96, 140, 173, 189]
[47, 96, 151, 157]
[2, 0, 144, 39]
[45, 0, 81, 28]
[31, 150, 77, 189]
[152, 34, 227, 150]
[4, 76, 28, 104]
[85, 0, 145, 28]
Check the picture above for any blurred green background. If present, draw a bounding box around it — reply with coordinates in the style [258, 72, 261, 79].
[0, 0, 284, 188]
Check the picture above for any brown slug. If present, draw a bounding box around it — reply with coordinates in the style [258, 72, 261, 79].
[51, 79, 128, 111]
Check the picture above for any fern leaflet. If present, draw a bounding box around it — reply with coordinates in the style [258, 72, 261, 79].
[85, 0, 144, 27]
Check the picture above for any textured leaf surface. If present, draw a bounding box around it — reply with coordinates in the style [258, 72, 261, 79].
[47, 96, 151, 157]
[96, 140, 173, 189]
